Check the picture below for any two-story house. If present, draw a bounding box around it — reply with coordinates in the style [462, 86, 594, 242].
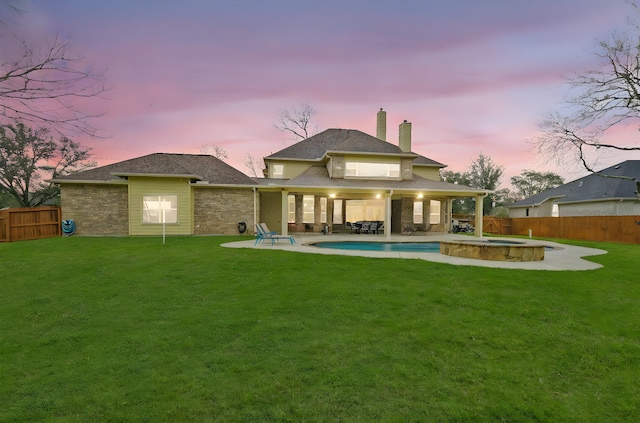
[52, 109, 489, 237]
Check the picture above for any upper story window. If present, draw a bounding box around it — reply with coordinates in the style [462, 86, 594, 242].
[272, 164, 284, 178]
[345, 162, 400, 178]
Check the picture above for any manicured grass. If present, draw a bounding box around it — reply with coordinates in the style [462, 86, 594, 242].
[1, 236, 639, 422]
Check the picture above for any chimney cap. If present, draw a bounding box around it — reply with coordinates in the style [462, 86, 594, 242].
[403, 119, 408, 123]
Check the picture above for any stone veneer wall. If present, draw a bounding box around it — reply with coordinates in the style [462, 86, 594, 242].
[60, 184, 129, 235]
[193, 188, 255, 235]
[329, 156, 345, 178]
[401, 158, 414, 180]
[400, 197, 414, 228]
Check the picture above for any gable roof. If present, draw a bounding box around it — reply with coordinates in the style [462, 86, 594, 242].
[52, 153, 256, 186]
[507, 160, 640, 208]
[265, 128, 445, 167]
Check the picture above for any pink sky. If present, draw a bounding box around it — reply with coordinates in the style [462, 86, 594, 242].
[22, 0, 640, 187]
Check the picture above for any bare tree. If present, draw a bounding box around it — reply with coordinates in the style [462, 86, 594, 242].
[274, 103, 318, 141]
[1, 5, 106, 137]
[242, 153, 263, 178]
[535, 8, 640, 194]
[200, 144, 228, 161]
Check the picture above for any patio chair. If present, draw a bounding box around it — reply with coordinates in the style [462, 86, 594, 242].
[368, 222, 378, 234]
[402, 224, 416, 236]
[255, 223, 296, 245]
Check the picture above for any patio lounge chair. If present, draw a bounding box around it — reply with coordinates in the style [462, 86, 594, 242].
[255, 223, 296, 245]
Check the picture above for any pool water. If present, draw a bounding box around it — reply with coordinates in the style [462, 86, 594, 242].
[311, 241, 441, 253]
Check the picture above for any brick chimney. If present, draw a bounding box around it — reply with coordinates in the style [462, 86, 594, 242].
[399, 120, 412, 152]
[376, 108, 387, 141]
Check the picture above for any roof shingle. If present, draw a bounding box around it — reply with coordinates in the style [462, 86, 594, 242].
[53, 153, 256, 185]
[508, 160, 640, 207]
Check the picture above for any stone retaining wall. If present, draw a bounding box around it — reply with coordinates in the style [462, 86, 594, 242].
[440, 240, 545, 262]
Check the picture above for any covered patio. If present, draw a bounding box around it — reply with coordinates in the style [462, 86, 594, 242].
[256, 182, 488, 239]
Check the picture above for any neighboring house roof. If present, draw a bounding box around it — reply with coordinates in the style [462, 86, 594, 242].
[257, 166, 485, 194]
[265, 128, 445, 167]
[51, 153, 257, 186]
[507, 160, 640, 208]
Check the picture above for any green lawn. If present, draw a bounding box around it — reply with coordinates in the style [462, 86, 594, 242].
[1, 236, 639, 422]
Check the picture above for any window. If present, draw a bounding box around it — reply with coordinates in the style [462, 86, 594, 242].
[273, 164, 284, 178]
[287, 195, 295, 223]
[552, 204, 559, 217]
[143, 195, 177, 223]
[429, 200, 441, 224]
[413, 201, 423, 224]
[320, 197, 327, 223]
[345, 199, 385, 222]
[333, 199, 343, 224]
[344, 162, 400, 178]
[303, 195, 314, 223]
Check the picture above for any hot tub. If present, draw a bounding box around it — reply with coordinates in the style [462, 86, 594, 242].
[439, 239, 545, 262]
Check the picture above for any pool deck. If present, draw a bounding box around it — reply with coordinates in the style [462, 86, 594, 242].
[222, 233, 607, 271]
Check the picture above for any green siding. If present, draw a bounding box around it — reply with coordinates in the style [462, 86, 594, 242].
[259, 191, 283, 233]
[343, 154, 401, 164]
[267, 160, 311, 179]
[128, 177, 193, 235]
[413, 167, 441, 181]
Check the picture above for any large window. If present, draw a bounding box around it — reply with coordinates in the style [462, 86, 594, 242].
[287, 195, 295, 223]
[345, 199, 385, 222]
[320, 197, 327, 223]
[333, 199, 343, 224]
[273, 164, 284, 178]
[429, 200, 441, 224]
[345, 162, 400, 178]
[303, 195, 314, 223]
[413, 201, 423, 224]
[143, 195, 178, 224]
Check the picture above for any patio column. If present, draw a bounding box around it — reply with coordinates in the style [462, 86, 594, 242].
[445, 198, 453, 233]
[385, 191, 392, 239]
[281, 190, 288, 235]
[474, 194, 484, 237]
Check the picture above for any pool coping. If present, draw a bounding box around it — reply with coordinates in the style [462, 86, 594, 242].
[222, 233, 607, 271]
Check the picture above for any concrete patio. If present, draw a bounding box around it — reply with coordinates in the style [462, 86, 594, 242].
[222, 233, 607, 271]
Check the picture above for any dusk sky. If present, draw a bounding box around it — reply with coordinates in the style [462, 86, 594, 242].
[21, 0, 640, 186]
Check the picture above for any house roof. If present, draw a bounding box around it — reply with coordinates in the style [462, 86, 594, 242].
[507, 160, 640, 208]
[257, 165, 485, 194]
[52, 153, 257, 186]
[265, 128, 445, 167]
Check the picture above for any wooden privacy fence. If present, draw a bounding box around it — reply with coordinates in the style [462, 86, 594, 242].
[483, 217, 512, 236]
[0, 207, 61, 242]
[483, 216, 640, 244]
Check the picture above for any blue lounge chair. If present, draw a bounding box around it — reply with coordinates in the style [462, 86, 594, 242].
[255, 223, 296, 245]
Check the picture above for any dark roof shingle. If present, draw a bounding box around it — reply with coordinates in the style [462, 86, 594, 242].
[508, 160, 640, 207]
[53, 153, 256, 185]
[266, 128, 444, 166]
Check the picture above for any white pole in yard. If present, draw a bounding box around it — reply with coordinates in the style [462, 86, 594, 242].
[162, 207, 166, 244]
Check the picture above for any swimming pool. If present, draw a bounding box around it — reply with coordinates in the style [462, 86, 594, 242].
[311, 241, 441, 253]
